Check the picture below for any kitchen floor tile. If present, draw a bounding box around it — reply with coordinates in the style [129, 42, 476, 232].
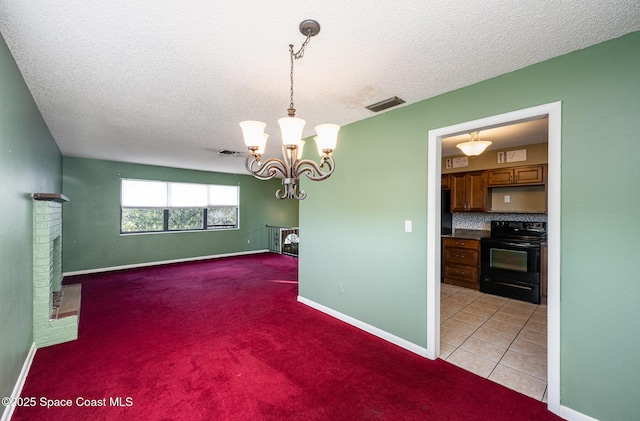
[439, 342, 456, 360]
[439, 285, 548, 402]
[440, 284, 458, 300]
[441, 296, 470, 311]
[483, 318, 525, 337]
[440, 304, 459, 323]
[524, 318, 547, 334]
[509, 337, 547, 358]
[504, 299, 538, 313]
[442, 318, 478, 337]
[445, 294, 478, 307]
[489, 364, 547, 400]
[472, 326, 517, 348]
[455, 288, 484, 299]
[533, 305, 547, 317]
[452, 310, 490, 326]
[441, 283, 461, 294]
[529, 311, 547, 324]
[517, 328, 547, 348]
[488, 311, 529, 327]
[463, 302, 500, 318]
[446, 348, 497, 378]
[499, 350, 547, 380]
[476, 294, 509, 306]
[496, 304, 534, 319]
[530, 307, 547, 323]
[441, 327, 469, 347]
[459, 336, 507, 363]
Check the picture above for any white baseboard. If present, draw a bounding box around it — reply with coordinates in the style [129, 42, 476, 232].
[63, 249, 270, 276]
[297, 296, 599, 421]
[558, 405, 600, 421]
[297, 296, 429, 358]
[1, 343, 37, 421]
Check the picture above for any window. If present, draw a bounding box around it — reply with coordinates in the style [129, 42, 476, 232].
[120, 179, 239, 233]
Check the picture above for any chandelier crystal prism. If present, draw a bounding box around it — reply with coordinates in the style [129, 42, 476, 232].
[239, 20, 339, 200]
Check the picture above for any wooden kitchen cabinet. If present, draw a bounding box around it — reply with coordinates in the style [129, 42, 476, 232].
[450, 171, 487, 212]
[487, 165, 545, 186]
[441, 173, 450, 189]
[443, 237, 481, 290]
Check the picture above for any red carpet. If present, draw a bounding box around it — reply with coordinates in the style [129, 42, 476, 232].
[14, 253, 563, 420]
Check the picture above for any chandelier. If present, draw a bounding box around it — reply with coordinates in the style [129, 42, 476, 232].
[239, 20, 339, 200]
[456, 131, 492, 157]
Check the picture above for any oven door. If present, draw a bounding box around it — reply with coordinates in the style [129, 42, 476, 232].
[480, 238, 541, 303]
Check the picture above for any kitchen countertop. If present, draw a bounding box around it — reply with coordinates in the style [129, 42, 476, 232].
[442, 229, 490, 241]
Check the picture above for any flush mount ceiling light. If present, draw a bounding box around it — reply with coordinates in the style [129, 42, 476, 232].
[239, 19, 339, 200]
[456, 131, 492, 157]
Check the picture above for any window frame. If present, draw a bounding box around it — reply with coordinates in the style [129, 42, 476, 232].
[120, 179, 239, 235]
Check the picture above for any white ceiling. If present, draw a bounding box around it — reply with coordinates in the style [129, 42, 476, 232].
[1, 1, 639, 174]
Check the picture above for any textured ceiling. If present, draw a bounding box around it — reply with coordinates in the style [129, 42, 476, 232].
[1, 1, 639, 174]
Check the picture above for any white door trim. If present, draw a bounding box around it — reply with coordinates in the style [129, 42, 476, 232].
[426, 101, 562, 415]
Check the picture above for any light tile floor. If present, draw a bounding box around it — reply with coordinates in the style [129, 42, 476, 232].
[440, 283, 548, 401]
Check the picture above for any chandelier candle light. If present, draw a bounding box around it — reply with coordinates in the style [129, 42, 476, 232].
[240, 20, 339, 200]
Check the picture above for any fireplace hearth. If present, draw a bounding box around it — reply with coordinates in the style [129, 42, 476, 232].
[32, 193, 80, 347]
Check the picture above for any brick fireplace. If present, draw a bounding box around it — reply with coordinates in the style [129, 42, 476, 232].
[32, 193, 80, 347]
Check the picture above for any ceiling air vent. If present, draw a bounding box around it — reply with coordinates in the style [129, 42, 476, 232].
[365, 96, 406, 113]
[217, 150, 242, 157]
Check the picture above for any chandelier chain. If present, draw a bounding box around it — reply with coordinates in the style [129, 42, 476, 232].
[288, 32, 313, 115]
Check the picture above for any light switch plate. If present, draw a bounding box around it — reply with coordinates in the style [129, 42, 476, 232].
[405, 220, 412, 232]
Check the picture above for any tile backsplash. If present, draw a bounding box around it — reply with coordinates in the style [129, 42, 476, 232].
[453, 213, 547, 231]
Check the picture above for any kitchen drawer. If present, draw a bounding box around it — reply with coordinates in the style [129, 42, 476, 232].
[444, 264, 479, 283]
[444, 264, 480, 290]
[442, 237, 480, 290]
[443, 237, 480, 251]
[443, 247, 479, 266]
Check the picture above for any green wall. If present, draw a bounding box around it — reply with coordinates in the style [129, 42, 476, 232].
[0, 34, 62, 405]
[3, 19, 639, 420]
[299, 31, 640, 420]
[62, 157, 298, 272]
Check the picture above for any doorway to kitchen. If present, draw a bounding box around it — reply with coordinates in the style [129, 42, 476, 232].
[425, 102, 561, 414]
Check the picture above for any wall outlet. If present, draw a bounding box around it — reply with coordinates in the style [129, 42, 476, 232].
[405, 220, 412, 232]
[338, 282, 344, 295]
[504, 195, 511, 203]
